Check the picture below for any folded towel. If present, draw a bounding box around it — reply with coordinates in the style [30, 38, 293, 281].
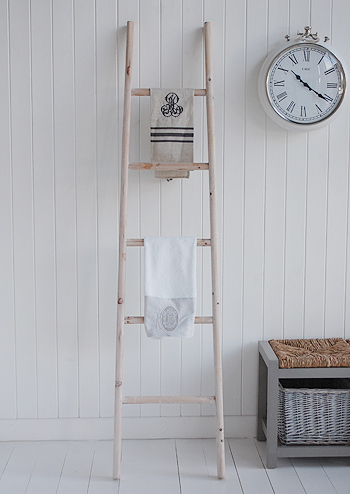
[150, 89, 194, 163]
[144, 236, 196, 338]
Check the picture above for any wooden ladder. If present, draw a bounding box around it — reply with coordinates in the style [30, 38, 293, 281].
[113, 20, 225, 480]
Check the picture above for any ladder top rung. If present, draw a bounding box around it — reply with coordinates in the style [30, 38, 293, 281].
[126, 238, 211, 247]
[129, 162, 209, 171]
[124, 316, 213, 324]
[131, 88, 206, 96]
[123, 395, 215, 405]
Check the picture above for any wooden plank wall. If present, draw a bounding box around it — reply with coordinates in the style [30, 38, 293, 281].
[1, 0, 350, 438]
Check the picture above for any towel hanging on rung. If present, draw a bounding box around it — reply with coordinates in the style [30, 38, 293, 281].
[144, 236, 196, 338]
[150, 89, 194, 164]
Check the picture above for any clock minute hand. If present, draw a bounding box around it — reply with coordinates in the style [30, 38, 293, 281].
[291, 70, 327, 101]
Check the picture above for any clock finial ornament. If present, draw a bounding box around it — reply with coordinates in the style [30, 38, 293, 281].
[297, 26, 319, 43]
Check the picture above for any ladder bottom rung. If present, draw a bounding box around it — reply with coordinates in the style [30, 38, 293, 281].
[123, 395, 215, 405]
[125, 316, 213, 324]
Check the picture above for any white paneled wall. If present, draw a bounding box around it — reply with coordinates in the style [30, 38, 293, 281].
[1, 0, 350, 440]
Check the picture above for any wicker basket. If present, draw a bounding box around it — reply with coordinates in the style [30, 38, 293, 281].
[278, 378, 350, 445]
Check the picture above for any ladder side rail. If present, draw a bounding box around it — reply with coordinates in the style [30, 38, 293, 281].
[204, 21, 225, 480]
[113, 20, 134, 480]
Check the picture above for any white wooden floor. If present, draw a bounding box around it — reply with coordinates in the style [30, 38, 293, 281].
[0, 438, 349, 494]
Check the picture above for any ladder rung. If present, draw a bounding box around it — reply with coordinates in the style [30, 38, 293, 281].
[131, 88, 206, 96]
[126, 238, 211, 247]
[123, 395, 215, 405]
[129, 162, 209, 171]
[125, 316, 213, 324]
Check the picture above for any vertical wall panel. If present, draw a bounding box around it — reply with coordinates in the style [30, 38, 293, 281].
[283, 1, 310, 340]
[181, 0, 204, 418]
[96, 0, 118, 418]
[118, 0, 141, 419]
[262, 0, 288, 342]
[324, 1, 350, 338]
[9, 0, 37, 419]
[222, 0, 246, 415]
[74, 0, 99, 418]
[302, 0, 332, 340]
[53, 0, 79, 418]
[303, 127, 328, 338]
[0, 0, 16, 419]
[139, 0, 162, 418]
[159, 0, 182, 417]
[201, 0, 225, 418]
[31, 0, 58, 418]
[241, 0, 268, 415]
[76, 0, 105, 418]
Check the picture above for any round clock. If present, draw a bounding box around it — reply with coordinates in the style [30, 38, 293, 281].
[258, 36, 347, 131]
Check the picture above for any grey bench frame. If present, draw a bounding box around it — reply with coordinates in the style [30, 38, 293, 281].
[257, 340, 350, 468]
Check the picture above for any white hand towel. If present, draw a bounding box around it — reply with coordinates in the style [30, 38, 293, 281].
[144, 236, 196, 338]
[150, 89, 194, 163]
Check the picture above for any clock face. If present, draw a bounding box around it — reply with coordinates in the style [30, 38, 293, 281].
[265, 43, 346, 125]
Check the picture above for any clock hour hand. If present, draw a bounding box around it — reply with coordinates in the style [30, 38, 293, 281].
[291, 70, 328, 101]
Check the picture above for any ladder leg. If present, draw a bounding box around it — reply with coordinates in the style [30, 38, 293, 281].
[204, 21, 225, 480]
[113, 20, 134, 480]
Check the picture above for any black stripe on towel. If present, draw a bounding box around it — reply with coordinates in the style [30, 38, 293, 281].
[150, 132, 194, 137]
[151, 127, 194, 130]
[150, 140, 194, 143]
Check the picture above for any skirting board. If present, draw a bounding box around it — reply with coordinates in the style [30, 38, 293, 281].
[0, 416, 256, 441]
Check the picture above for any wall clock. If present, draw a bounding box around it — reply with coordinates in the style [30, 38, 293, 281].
[258, 27, 347, 131]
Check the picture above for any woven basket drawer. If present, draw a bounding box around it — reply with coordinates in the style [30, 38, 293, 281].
[278, 378, 350, 445]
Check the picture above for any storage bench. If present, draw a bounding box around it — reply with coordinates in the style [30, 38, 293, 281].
[258, 340, 350, 468]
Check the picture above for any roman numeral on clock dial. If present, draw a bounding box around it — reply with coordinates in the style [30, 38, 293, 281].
[286, 101, 295, 113]
[277, 91, 288, 102]
[288, 54, 298, 65]
[303, 50, 310, 62]
[323, 94, 333, 102]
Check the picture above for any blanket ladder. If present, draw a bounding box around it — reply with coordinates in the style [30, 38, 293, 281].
[114, 20, 225, 480]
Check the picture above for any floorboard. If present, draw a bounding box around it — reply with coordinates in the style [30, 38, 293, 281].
[0, 442, 41, 494]
[24, 442, 67, 494]
[0, 442, 15, 480]
[201, 439, 243, 493]
[87, 441, 117, 494]
[319, 457, 350, 494]
[227, 438, 274, 494]
[255, 439, 306, 494]
[176, 439, 215, 494]
[291, 458, 338, 494]
[0, 438, 349, 493]
[55, 441, 95, 494]
[118, 439, 180, 494]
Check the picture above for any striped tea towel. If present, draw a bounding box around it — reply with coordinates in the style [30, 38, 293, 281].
[144, 236, 197, 338]
[150, 89, 194, 163]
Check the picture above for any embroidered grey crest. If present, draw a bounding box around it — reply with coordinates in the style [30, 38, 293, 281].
[160, 306, 179, 332]
[161, 92, 183, 117]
